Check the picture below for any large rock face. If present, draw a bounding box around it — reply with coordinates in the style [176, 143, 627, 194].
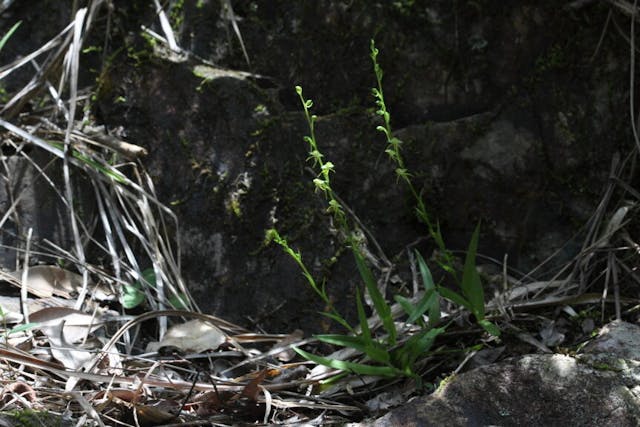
[366, 321, 640, 426]
[1, 1, 631, 333]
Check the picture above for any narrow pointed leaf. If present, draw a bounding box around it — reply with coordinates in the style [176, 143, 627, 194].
[409, 289, 438, 325]
[437, 286, 472, 312]
[416, 251, 435, 291]
[0, 21, 21, 53]
[394, 295, 417, 318]
[294, 347, 401, 377]
[461, 224, 485, 318]
[478, 319, 501, 337]
[320, 312, 353, 333]
[392, 327, 445, 371]
[356, 287, 372, 344]
[317, 334, 390, 364]
[414, 252, 441, 325]
[354, 249, 396, 344]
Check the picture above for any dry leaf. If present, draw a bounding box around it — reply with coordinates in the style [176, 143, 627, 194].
[468, 346, 506, 369]
[1, 381, 36, 405]
[365, 390, 406, 413]
[30, 307, 117, 370]
[0, 295, 75, 324]
[241, 369, 267, 401]
[516, 332, 552, 353]
[193, 390, 232, 416]
[30, 307, 107, 343]
[540, 321, 565, 347]
[93, 388, 142, 404]
[272, 329, 304, 362]
[145, 319, 227, 353]
[135, 404, 177, 426]
[3, 265, 113, 301]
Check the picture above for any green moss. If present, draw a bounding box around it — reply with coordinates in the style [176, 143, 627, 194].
[435, 373, 456, 392]
[169, 0, 185, 31]
[2, 409, 72, 427]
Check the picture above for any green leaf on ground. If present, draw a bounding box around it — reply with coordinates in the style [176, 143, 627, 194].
[294, 347, 402, 378]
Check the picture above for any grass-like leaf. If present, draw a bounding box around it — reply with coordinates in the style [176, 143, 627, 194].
[356, 287, 372, 343]
[461, 224, 485, 318]
[391, 327, 445, 373]
[415, 251, 440, 326]
[294, 347, 402, 378]
[48, 141, 127, 183]
[354, 249, 396, 345]
[395, 289, 437, 325]
[437, 286, 471, 311]
[478, 318, 501, 337]
[316, 334, 390, 364]
[395, 295, 418, 319]
[0, 21, 21, 53]
[320, 311, 354, 333]
[9, 322, 38, 334]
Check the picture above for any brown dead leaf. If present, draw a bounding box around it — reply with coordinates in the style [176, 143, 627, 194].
[241, 369, 267, 401]
[193, 390, 233, 416]
[145, 319, 227, 353]
[93, 389, 143, 404]
[135, 404, 177, 426]
[1, 381, 36, 405]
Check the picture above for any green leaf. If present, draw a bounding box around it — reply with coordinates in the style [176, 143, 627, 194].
[9, 322, 38, 334]
[0, 21, 21, 53]
[478, 319, 501, 337]
[394, 295, 417, 318]
[122, 268, 156, 309]
[356, 287, 372, 344]
[140, 268, 157, 286]
[353, 249, 396, 345]
[392, 327, 445, 372]
[320, 311, 353, 333]
[168, 293, 189, 309]
[416, 252, 435, 292]
[294, 347, 402, 378]
[461, 224, 485, 318]
[316, 334, 390, 364]
[408, 289, 438, 325]
[316, 334, 367, 348]
[415, 251, 440, 326]
[437, 286, 471, 312]
[47, 141, 127, 183]
[122, 283, 145, 309]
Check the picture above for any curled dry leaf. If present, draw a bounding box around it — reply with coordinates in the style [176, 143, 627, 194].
[30, 307, 107, 343]
[1, 381, 36, 405]
[30, 307, 122, 370]
[241, 369, 267, 401]
[146, 319, 227, 353]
